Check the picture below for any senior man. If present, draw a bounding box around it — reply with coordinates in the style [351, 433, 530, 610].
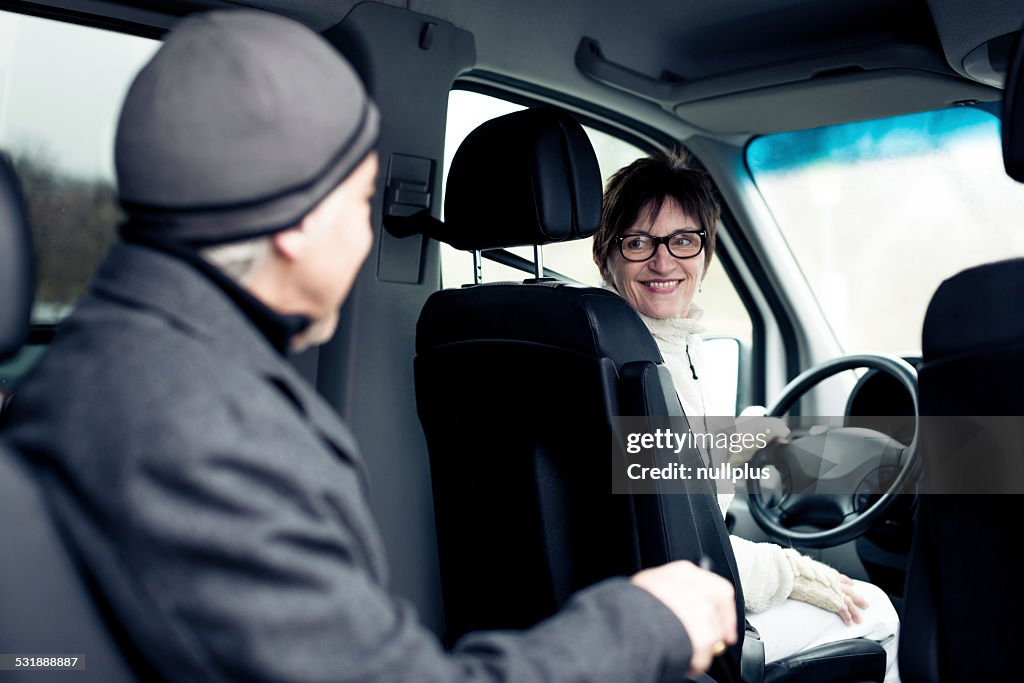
[3, 10, 734, 683]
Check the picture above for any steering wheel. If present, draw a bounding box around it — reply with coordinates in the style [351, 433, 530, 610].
[745, 354, 919, 548]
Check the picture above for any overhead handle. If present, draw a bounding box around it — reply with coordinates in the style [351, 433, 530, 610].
[575, 36, 686, 102]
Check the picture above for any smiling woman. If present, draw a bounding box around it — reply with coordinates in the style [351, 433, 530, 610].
[593, 152, 903, 683]
[595, 153, 719, 320]
[605, 200, 707, 318]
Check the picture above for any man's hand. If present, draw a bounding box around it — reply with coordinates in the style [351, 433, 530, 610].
[630, 560, 737, 676]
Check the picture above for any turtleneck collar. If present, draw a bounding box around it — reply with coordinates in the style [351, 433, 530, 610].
[637, 304, 706, 346]
[600, 280, 706, 342]
[120, 221, 311, 355]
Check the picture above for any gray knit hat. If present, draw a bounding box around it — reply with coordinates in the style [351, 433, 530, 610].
[115, 10, 379, 244]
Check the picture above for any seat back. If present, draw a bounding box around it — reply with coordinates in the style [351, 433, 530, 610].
[413, 108, 744, 675]
[900, 29, 1024, 681]
[0, 155, 33, 362]
[417, 282, 741, 631]
[901, 259, 1024, 683]
[0, 153, 141, 682]
[0, 448, 142, 682]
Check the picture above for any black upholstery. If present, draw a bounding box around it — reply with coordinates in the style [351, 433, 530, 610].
[0, 154, 33, 359]
[922, 257, 1024, 365]
[415, 107, 884, 682]
[0, 451, 141, 682]
[901, 33, 1024, 679]
[443, 107, 602, 250]
[900, 258, 1024, 682]
[417, 281, 741, 629]
[0, 155, 140, 681]
[417, 281, 661, 360]
[763, 640, 886, 683]
[416, 283, 752, 682]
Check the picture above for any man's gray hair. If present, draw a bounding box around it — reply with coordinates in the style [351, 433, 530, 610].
[200, 236, 273, 285]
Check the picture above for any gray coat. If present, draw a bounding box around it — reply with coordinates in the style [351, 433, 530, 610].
[4, 243, 692, 683]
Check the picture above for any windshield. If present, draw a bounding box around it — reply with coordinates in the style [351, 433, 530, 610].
[747, 106, 1024, 355]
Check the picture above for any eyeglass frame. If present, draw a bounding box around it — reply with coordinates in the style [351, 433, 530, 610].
[614, 229, 707, 262]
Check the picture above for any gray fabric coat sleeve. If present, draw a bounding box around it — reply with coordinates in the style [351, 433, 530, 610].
[89, 404, 693, 683]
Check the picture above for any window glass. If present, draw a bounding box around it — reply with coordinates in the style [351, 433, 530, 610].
[0, 10, 159, 324]
[441, 90, 751, 345]
[747, 107, 1024, 354]
[442, 91, 648, 288]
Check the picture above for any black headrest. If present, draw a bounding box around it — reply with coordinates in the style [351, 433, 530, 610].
[1004, 30, 1024, 181]
[0, 154, 34, 360]
[442, 107, 602, 250]
[922, 257, 1024, 361]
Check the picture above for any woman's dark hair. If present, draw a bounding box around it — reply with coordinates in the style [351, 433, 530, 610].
[593, 150, 720, 282]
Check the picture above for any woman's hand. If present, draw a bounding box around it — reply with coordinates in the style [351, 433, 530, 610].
[784, 550, 872, 625]
[836, 575, 870, 626]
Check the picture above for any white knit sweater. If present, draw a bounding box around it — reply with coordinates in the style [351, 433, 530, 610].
[638, 305, 797, 614]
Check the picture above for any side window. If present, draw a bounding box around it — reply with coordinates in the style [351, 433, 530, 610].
[0, 11, 158, 324]
[0, 11, 158, 392]
[441, 90, 753, 414]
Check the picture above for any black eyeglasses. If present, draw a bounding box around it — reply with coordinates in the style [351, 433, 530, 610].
[615, 230, 706, 262]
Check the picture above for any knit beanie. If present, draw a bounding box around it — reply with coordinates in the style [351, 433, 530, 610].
[115, 9, 379, 245]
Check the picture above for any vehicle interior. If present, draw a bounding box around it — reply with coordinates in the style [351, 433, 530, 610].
[2, 0, 1024, 681]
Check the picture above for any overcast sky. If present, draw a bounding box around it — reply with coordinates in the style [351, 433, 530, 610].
[0, 9, 158, 181]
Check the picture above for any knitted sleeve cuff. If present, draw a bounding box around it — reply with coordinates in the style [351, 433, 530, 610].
[782, 549, 846, 613]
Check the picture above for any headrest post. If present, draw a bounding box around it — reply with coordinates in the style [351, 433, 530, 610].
[472, 250, 483, 285]
[533, 245, 544, 280]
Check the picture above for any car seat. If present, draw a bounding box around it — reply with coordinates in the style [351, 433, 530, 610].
[0, 152, 142, 682]
[900, 30, 1024, 679]
[409, 107, 886, 683]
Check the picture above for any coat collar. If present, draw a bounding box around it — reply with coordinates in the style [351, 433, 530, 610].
[118, 221, 310, 355]
[92, 242, 284, 374]
[89, 242, 365, 473]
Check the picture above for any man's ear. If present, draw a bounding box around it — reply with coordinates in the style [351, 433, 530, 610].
[271, 225, 306, 262]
